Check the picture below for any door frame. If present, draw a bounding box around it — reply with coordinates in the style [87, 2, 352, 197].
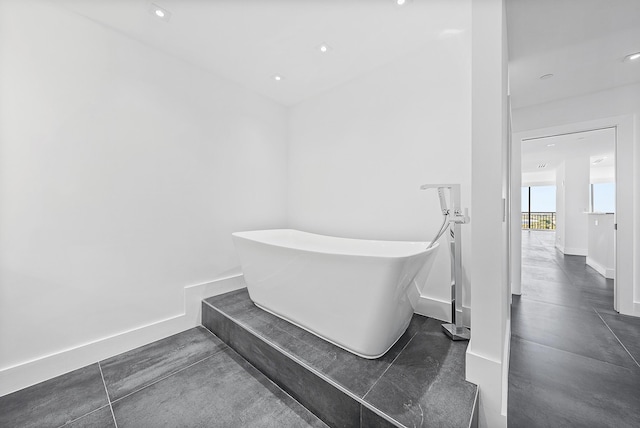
[510, 115, 635, 316]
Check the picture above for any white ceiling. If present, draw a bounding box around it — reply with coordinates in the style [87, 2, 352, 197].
[56, 0, 470, 106]
[506, 0, 640, 109]
[521, 127, 615, 183]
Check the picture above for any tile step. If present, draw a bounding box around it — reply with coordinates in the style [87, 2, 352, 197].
[202, 288, 477, 428]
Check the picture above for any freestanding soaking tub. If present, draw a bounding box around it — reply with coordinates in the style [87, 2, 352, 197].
[232, 229, 439, 359]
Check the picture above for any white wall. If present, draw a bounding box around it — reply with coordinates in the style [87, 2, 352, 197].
[586, 213, 615, 279]
[512, 82, 640, 317]
[0, 1, 287, 393]
[466, 0, 510, 427]
[555, 157, 590, 255]
[510, 118, 522, 297]
[591, 165, 615, 184]
[287, 25, 472, 323]
[555, 162, 567, 252]
[522, 170, 555, 187]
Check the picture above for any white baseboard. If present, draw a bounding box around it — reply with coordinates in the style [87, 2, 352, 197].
[462, 305, 471, 328]
[501, 320, 511, 416]
[415, 295, 471, 328]
[630, 301, 640, 318]
[562, 247, 588, 256]
[0, 274, 245, 397]
[466, 347, 508, 428]
[585, 257, 614, 279]
[416, 295, 450, 322]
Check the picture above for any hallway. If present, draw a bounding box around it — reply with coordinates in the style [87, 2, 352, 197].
[508, 230, 640, 427]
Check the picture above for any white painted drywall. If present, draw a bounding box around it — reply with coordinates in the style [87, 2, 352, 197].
[287, 27, 472, 321]
[555, 157, 590, 255]
[586, 213, 615, 278]
[512, 83, 640, 317]
[466, 0, 510, 427]
[522, 170, 555, 187]
[0, 0, 287, 385]
[510, 121, 522, 296]
[555, 162, 567, 252]
[591, 166, 615, 184]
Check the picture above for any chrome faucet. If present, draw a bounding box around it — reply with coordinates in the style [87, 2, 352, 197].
[420, 184, 471, 341]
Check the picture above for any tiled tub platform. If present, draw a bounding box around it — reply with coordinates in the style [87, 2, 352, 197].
[203, 289, 478, 428]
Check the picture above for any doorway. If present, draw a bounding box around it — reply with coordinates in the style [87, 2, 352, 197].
[518, 127, 616, 309]
[510, 115, 640, 316]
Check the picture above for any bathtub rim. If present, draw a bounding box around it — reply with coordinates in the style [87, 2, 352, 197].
[232, 228, 439, 259]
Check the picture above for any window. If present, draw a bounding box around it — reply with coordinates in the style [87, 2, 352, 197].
[530, 186, 556, 212]
[522, 186, 556, 229]
[591, 182, 615, 213]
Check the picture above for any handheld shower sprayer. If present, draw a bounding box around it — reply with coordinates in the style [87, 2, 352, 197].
[425, 186, 452, 250]
[420, 184, 469, 249]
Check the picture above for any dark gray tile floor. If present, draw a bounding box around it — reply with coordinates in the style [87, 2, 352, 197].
[509, 230, 640, 428]
[0, 326, 327, 428]
[0, 364, 109, 428]
[203, 289, 477, 428]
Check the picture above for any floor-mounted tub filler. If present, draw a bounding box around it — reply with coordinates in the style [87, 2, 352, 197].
[232, 229, 439, 359]
[421, 183, 471, 341]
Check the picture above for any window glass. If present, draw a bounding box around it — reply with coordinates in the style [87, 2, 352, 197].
[522, 186, 556, 230]
[592, 182, 615, 213]
[530, 186, 556, 212]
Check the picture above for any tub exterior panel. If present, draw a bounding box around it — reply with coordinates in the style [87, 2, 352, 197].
[232, 230, 439, 359]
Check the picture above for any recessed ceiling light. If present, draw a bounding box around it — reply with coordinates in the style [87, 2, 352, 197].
[273, 75, 283, 82]
[318, 43, 331, 53]
[624, 52, 640, 62]
[539, 74, 554, 80]
[546, 143, 555, 147]
[149, 3, 171, 22]
[396, 0, 407, 5]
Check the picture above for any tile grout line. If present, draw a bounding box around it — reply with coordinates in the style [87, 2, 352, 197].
[593, 308, 640, 369]
[58, 332, 229, 427]
[55, 404, 111, 428]
[513, 335, 638, 371]
[524, 236, 614, 312]
[214, 340, 331, 428]
[97, 362, 119, 428]
[202, 299, 364, 402]
[361, 332, 417, 400]
[359, 333, 418, 428]
[110, 352, 222, 405]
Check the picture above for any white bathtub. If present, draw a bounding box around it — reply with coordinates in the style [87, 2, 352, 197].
[231, 229, 439, 359]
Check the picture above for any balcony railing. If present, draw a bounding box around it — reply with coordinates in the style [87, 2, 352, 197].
[522, 212, 556, 230]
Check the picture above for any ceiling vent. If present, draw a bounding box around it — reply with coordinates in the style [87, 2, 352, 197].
[537, 163, 547, 169]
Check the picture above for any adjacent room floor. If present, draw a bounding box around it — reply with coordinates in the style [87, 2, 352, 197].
[508, 230, 640, 427]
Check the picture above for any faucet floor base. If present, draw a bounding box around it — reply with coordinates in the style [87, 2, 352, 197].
[441, 323, 470, 341]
